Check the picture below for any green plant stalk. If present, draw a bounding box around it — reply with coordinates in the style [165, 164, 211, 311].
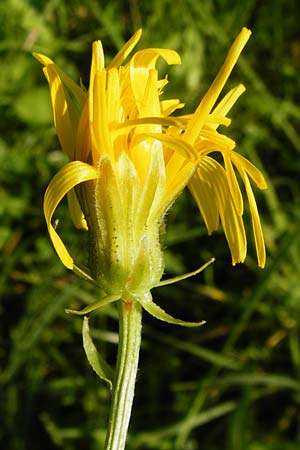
[104, 299, 142, 450]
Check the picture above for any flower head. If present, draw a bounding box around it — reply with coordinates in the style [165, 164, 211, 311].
[33, 28, 266, 313]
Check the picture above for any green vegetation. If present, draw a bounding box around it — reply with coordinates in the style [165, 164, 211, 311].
[1, 0, 300, 449]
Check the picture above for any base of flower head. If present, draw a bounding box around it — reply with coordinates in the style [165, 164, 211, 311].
[67, 259, 214, 328]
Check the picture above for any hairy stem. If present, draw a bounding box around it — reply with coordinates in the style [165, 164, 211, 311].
[104, 299, 142, 450]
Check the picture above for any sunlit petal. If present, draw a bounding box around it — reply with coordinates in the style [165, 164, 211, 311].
[190, 157, 247, 264]
[210, 84, 246, 126]
[160, 99, 185, 116]
[237, 168, 266, 268]
[231, 152, 268, 189]
[109, 29, 143, 68]
[67, 189, 88, 230]
[223, 153, 244, 215]
[44, 161, 98, 269]
[43, 65, 77, 159]
[184, 28, 251, 144]
[130, 47, 181, 109]
[33, 52, 86, 107]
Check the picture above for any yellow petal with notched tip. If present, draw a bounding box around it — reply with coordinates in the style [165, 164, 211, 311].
[44, 161, 98, 269]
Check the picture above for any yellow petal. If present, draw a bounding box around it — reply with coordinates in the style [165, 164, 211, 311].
[200, 128, 236, 151]
[75, 99, 91, 161]
[160, 99, 185, 116]
[140, 132, 198, 161]
[131, 47, 181, 68]
[32, 52, 53, 66]
[206, 114, 232, 127]
[231, 152, 268, 190]
[211, 84, 246, 126]
[90, 40, 105, 86]
[67, 189, 88, 230]
[44, 161, 98, 269]
[127, 72, 162, 179]
[238, 169, 266, 268]
[163, 158, 195, 215]
[90, 69, 114, 161]
[223, 153, 243, 216]
[185, 28, 251, 144]
[43, 65, 77, 159]
[190, 156, 247, 264]
[108, 29, 143, 68]
[33, 52, 86, 107]
[130, 47, 181, 109]
[88, 42, 106, 163]
[107, 67, 121, 126]
[117, 116, 186, 130]
[189, 160, 220, 233]
[139, 69, 161, 123]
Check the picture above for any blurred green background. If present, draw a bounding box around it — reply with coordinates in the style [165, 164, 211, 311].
[1, 0, 300, 449]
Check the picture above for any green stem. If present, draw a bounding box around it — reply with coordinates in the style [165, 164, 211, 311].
[104, 299, 142, 450]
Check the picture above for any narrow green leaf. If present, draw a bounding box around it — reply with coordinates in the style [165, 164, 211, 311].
[155, 257, 215, 288]
[65, 293, 120, 315]
[138, 294, 205, 327]
[82, 317, 114, 389]
[73, 264, 98, 285]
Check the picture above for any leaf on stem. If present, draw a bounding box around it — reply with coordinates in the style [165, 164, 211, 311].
[65, 293, 121, 315]
[82, 317, 114, 390]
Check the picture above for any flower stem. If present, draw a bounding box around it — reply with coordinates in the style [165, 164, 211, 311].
[104, 299, 142, 450]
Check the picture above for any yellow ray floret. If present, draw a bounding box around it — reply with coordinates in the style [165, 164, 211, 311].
[44, 161, 98, 269]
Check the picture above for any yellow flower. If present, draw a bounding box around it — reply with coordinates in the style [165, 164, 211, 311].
[33, 28, 266, 312]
